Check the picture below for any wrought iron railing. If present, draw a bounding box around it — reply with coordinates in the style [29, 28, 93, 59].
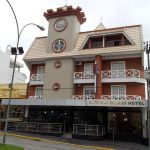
[74, 72, 95, 79]
[73, 95, 95, 100]
[73, 124, 105, 136]
[101, 69, 142, 78]
[101, 95, 141, 100]
[8, 122, 62, 133]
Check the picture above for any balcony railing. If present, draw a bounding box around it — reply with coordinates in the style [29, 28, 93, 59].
[106, 39, 130, 47]
[101, 95, 141, 100]
[101, 69, 142, 79]
[73, 124, 105, 136]
[74, 72, 95, 79]
[73, 95, 95, 100]
[91, 42, 103, 48]
[30, 74, 44, 82]
[28, 96, 43, 100]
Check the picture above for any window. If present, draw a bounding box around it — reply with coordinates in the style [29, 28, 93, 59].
[111, 61, 125, 78]
[111, 85, 126, 100]
[84, 63, 94, 79]
[37, 67, 45, 75]
[35, 87, 43, 97]
[52, 39, 66, 53]
[83, 87, 95, 96]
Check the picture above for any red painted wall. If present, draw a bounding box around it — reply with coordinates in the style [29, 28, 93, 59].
[75, 61, 94, 72]
[27, 85, 43, 97]
[30, 64, 45, 75]
[102, 57, 144, 71]
[102, 83, 145, 99]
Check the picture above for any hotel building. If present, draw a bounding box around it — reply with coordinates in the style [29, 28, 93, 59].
[2, 5, 148, 142]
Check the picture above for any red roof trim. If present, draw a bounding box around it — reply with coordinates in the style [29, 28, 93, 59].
[44, 6, 86, 24]
[79, 25, 141, 34]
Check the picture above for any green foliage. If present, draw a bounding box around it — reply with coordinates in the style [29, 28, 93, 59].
[0, 144, 24, 150]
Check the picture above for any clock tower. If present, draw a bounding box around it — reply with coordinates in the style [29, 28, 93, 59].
[43, 6, 86, 100]
[44, 5, 86, 53]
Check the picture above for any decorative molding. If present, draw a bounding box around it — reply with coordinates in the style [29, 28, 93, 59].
[53, 82, 60, 91]
[44, 6, 86, 24]
[54, 60, 62, 68]
[52, 39, 66, 53]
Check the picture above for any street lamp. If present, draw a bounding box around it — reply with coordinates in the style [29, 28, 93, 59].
[2, 0, 45, 144]
[144, 41, 150, 149]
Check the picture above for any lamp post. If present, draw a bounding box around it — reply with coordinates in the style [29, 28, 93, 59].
[145, 41, 150, 149]
[2, 0, 45, 144]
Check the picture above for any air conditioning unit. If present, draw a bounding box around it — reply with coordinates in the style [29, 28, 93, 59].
[76, 62, 82, 66]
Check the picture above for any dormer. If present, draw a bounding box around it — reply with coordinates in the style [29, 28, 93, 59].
[82, 33, 132, 49]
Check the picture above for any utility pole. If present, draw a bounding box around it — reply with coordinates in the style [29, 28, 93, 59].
[145, 41, 150, 149]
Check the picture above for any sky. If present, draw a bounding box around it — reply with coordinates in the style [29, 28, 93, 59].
[0, 0, 150, 81]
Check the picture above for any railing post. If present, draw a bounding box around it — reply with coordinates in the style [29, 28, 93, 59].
[97, 126, 99, 136]
[37, 122, 39, 132]
[16, 122, 18, 131]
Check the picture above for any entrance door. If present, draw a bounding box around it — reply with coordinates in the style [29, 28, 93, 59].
[63, 111, 74, 133]
[108, 112, 142, 136]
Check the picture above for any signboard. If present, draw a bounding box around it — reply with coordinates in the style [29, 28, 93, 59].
[1, 99, 148, 108]
[87, 99, 148, 107]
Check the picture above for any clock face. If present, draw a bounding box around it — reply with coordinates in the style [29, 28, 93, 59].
[54, 18, 67, 32]
[52, 39, 66, 53]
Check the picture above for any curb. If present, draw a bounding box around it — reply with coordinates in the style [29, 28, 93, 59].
[0, 131, 114, 150]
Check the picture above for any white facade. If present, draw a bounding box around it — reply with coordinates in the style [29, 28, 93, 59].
[0, 50, 26, 84]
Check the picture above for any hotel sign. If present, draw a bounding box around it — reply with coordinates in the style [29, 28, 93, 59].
[87, 99, 148, 107]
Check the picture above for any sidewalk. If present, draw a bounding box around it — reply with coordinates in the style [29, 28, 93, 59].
[1, 131, 149, 150]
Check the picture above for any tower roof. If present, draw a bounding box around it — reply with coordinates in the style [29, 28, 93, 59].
[44, 5, 86, 24]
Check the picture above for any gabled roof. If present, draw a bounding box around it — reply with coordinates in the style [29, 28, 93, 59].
[95, 23, 105, 30]
[24, 25, 143, 65]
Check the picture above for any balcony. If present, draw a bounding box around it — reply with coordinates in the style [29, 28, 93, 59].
[28, 96, 43, 100]
[74, 72, 96, 84]
[106, 39, 131, 47]
[101, 69, 145, 83]
[29, 74, 44, 85]
[101, 95, 141, 100]
[73, 95, 95, 100]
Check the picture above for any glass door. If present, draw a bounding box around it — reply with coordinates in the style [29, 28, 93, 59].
[111, 61, 125, 78]
[111, 85, 126, 100]
[84, 63, 94, 79]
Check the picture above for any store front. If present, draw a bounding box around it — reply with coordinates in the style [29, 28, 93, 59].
[26, 106, 142, 141]
[1, 98, 147, 142]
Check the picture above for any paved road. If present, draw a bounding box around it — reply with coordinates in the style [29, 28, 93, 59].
[0, 131, 149, 150]
[0, 134, 112, 150]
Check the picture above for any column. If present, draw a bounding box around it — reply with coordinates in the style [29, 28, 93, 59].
[24, 106, 29, 120]
[142, 108, 148, 138]
[95, 55, 102, 99]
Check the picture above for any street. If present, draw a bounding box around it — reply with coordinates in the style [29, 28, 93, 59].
[0, 133, 112, 150]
